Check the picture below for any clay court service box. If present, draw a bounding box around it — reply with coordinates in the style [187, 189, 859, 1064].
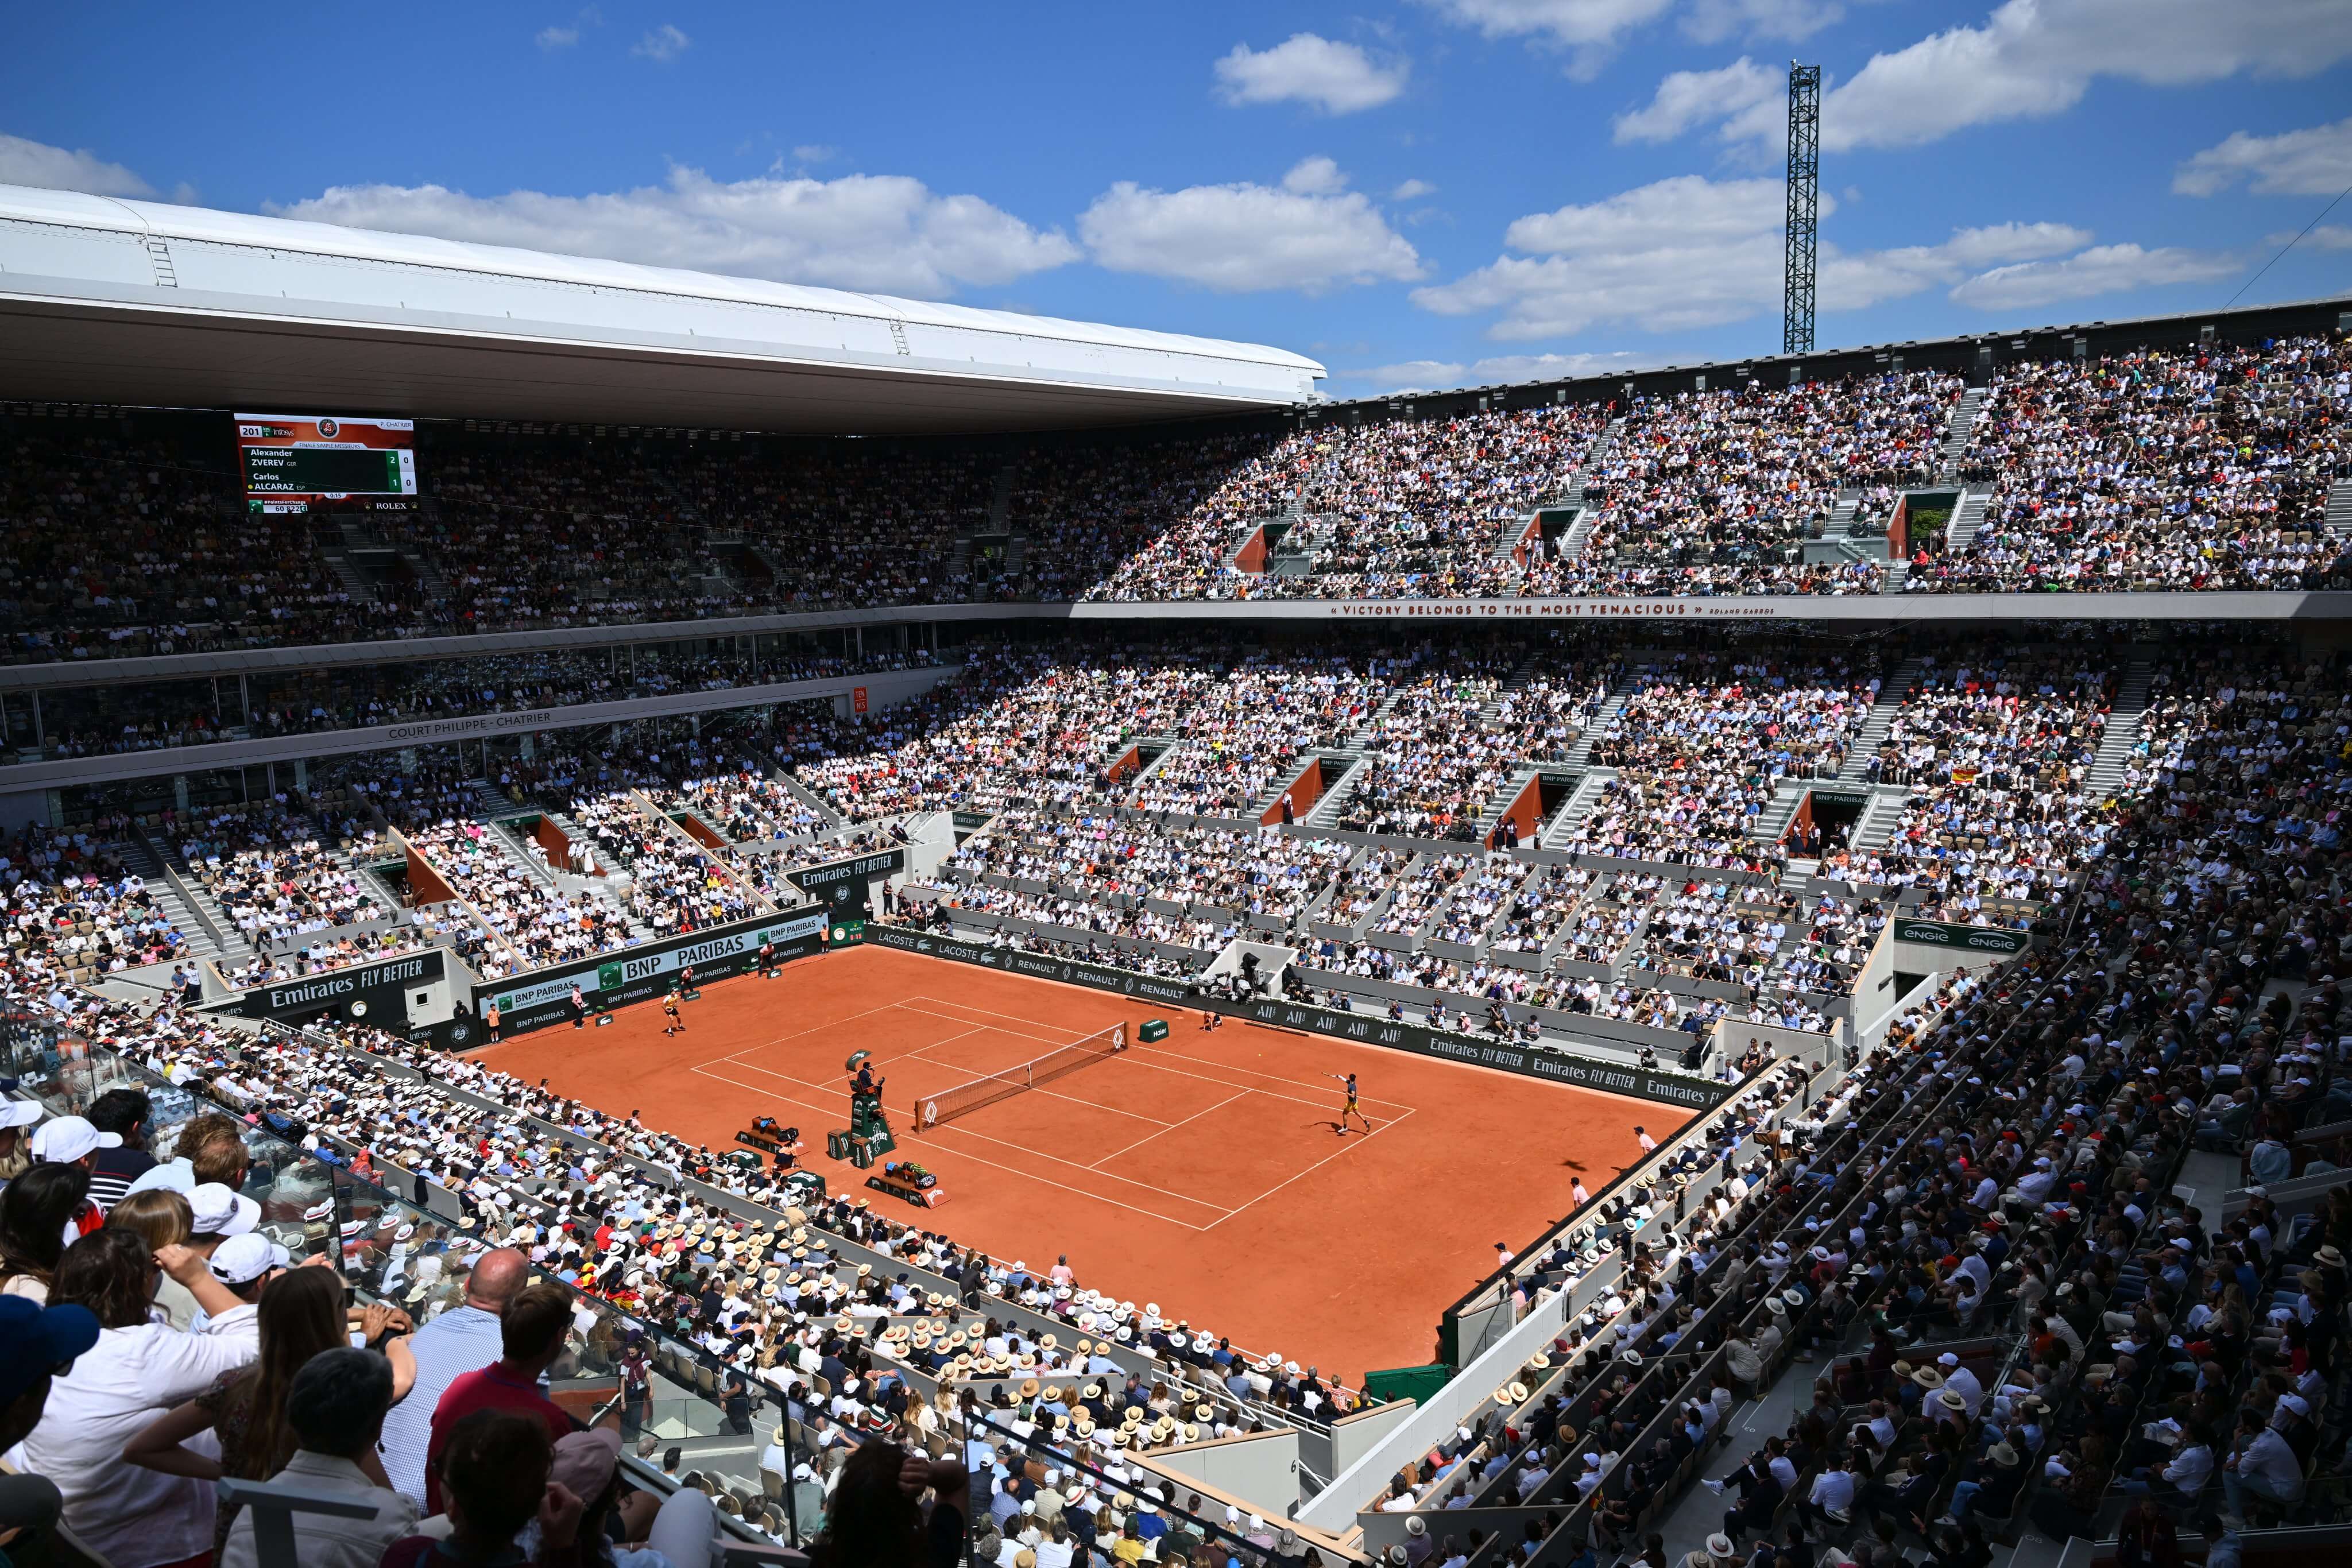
[1138, 1019, 1170, 1043]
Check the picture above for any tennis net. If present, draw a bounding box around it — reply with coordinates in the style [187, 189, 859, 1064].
[914, 1023, 1128, 1131]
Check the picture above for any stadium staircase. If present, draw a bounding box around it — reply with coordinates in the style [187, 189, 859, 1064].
[1848, 787, 1909, 855]
[987, 461, 1013, 531]
[770, 773, 847, 831]
[1553, 418, 1623, 563]
[1944, 488, 1990, 552]
[1835, 657, 1925, 783]
[1937, 385, 1987, 477]
[1821, 487, 1862, 538]
[319, 523, 377, 603]
[1748, 781, 1809, 853]
[1301, 759, 1371, 828]
[2086, 660, 2156, 799]
[2327, 474, 2352, 540]
[1537, 768, 1614, 850]
[126, 832, 235, 962]
[1879, 557, 1910, 593]
[466, 776, 522, 818]
[1554, 664, 1644, 768]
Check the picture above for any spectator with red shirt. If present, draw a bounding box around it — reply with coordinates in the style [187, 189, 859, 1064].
[424, 1281, 577, 1515]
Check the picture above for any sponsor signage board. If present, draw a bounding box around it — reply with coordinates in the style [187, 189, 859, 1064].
[865, 925, 1732, 1110]
[1891, 919, 2029, 956]
[481, 911, 827, 1034]
[787, 849, 904, 922]
[235, 950, 444, 1024]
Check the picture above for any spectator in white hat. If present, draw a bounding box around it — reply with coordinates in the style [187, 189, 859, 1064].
[29, 1116, 119, 1172]
[21, 1229, 257, 1568]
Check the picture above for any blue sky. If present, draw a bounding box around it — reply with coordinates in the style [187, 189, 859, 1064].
[6, 2, 2351, 394]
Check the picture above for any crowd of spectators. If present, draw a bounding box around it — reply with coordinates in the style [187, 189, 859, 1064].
[1864, 654, 2114, 913]
[1530, 369, 1962, 598]
[404, 820, 632, 978]
[1564, 655, 1876, 872]
[2, 821, 188, 984]
[10, 338, 2351, 679]
[1913, 336, 2352, 593]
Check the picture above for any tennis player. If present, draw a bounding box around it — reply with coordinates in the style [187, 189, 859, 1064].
[1328, 1071, 1372, 1135]
[662, 990, 686, 1037]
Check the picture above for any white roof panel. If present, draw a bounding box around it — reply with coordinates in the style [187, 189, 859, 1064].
[0, 184, 1323, 433]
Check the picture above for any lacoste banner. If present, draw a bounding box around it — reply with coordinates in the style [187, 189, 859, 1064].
[866, 925, 1733, 1110]
[1891, 919, 2029, 957]
[479, 910, 828, 1035]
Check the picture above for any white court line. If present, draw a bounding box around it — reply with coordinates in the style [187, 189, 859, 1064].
[690, 997, 1410, 1236]
[701, 1004, 1179, 1133]
[692, 997, 908, 1074]
[1201, 1106, 1417, 1231]
[893, 1029, 1178, 1130]
[1087, 1089, 1251, 1171]
[690, 1058, 1229, 1232]
[899, 992, 1415, 1110]
[900, 997, 1394, 1116]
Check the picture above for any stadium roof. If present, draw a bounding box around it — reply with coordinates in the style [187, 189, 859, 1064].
[0, 185, 1324, 433]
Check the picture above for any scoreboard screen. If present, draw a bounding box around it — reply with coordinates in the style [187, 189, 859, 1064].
[235, 414, 417, 514]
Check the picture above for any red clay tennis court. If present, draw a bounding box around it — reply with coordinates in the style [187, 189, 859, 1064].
[471, 943, 1657, 1376]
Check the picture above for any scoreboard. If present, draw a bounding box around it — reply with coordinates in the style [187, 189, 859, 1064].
[235, 414, 417, 514]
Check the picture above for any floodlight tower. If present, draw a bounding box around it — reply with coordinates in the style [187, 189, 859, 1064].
[1784, 62, 1821, 356]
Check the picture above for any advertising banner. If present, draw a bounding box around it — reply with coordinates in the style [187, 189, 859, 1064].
[787, 849, 905, 922]
[478, 910, 827, 1035]
[1890, 919, 2029, 956]
[865, 926, 1732, 1110]
[233, 950, 445, 1025]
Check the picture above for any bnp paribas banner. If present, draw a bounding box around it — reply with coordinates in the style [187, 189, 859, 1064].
[478, 910, 828, 1034]
[865, 924, 1734, 1111]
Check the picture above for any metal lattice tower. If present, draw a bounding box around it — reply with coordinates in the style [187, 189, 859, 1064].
[1784, 63, 1820, 356]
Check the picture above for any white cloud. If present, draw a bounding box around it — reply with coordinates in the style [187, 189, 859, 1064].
[1079, 161, 1425, 292]
[0, 131, 154, 198]
[272, 165, 1080, 297]
[536, 25, 578, 49]
[792, 144, 838, 165]
[1680, 0, 1847, 42]
[1612, 57, 1780, 144]
[1213, 33, 1409, 114]
[2175, 115, 2352, 198]
[1804, 0, 2352, 153]
[1282, 156, 1347, 196]
[1414, 173, 2130, 339]
[1391, 178, 1438, 200]
[632, 23, 690, 61]
[1949, 243, 2242, 311]
[1419, 0, 1676, 78]
[1345, 348, 1658, 393]
[2289, 224, 2352, 250]
[1502, 174, 1799, 257]
[1353, 359, 1469, 392]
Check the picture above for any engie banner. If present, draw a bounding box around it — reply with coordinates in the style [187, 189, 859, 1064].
[1890, 919, 2030, 957]
[476, 910, 829, 1035]
[865, 925, 1734, 1110]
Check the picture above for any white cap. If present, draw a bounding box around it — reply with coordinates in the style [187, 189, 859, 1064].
[0, 1101, 44, 1130]
[125, 1158, 197, 1198]
[30, 1116, 119, 1164]
[189, 1183, 261, 1237]
[208, 1233, 291, 1284]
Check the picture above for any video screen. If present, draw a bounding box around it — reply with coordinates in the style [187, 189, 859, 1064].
[235, 413, 417, 515]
